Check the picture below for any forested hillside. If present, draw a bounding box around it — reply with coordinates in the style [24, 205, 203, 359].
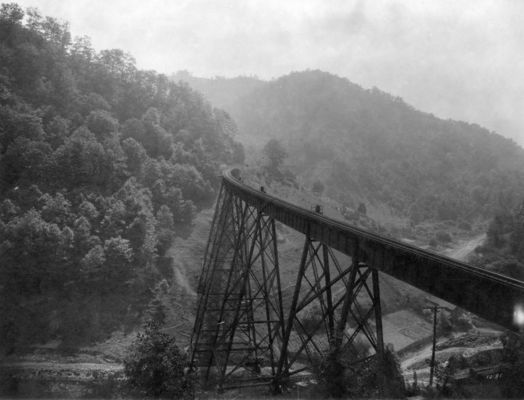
[172, 71, 264, 113]
[0, 3, 243, 352]
[225, 70, 524, 225]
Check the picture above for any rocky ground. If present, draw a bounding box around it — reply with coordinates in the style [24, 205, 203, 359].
[0, 347, 125, 398]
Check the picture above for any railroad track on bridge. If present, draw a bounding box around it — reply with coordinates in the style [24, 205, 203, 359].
[190, 168, 524, 392]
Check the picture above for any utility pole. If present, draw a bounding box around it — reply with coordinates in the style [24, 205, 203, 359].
[429, 305, 438, 386]
[423, 304, 442, 387]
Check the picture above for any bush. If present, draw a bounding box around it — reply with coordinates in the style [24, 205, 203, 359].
[458, 221, 472, 231]
[318, 339, 404, 398]
[124, 322, 193, 398]
[357, 202, 367, 215]
[312, 180, 325, 195]
[500, 332, 524, 397]
[435, 231, 452, 244]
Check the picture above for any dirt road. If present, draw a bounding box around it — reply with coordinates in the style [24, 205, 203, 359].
[444, 233, 485, 261]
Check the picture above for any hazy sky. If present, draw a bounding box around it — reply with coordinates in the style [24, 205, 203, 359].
[14, 0, 524, 146]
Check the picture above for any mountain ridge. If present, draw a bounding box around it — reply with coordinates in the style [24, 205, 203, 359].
[177, 70, 524, 225]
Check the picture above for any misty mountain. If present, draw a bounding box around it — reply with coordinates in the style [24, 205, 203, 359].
[196, 70, 524, 225]
[171, 71, 264, 112]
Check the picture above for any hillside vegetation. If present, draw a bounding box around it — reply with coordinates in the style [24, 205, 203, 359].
[186, 70, 524, 226]
[473, 201, 524, 279]
[0, 3, 243, 352]
[171, 71, 263, 112]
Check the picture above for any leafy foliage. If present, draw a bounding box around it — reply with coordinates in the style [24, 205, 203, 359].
[124, 321, 193, 399]
[311, 180, 324, 195]
[263, 138, 287, 171]
[318, 343, 405, 398]
[474, 200, 524, 278]
[499, 332, 524, 397]
[0, 3, 243, 351]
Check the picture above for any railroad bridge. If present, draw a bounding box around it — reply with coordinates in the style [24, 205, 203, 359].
[190, 169, 524, 392]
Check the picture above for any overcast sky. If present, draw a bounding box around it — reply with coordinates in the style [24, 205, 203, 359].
[14, 0, 524, 146]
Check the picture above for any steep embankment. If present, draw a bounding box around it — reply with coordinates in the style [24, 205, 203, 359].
[161, 208, 215, 342]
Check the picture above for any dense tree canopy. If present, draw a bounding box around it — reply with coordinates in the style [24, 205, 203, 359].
[0, 3, 243, 352]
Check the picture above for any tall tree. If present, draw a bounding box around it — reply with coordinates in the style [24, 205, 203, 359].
[263, 138, 287, 171]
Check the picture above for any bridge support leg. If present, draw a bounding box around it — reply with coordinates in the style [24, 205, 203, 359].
[372, 267, 386, 396]
[272, 236, 386, 395]
[273, 231, 311, 392]
[190, 184, 285, 391]
[191, 183, 386, 394]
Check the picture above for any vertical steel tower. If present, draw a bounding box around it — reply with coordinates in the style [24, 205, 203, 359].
[190, 180, 385, 392]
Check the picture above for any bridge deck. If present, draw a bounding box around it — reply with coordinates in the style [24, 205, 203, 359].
[223, 169, 524, 332]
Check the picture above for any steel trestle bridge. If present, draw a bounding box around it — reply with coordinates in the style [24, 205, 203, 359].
[190, 169, 524, 392]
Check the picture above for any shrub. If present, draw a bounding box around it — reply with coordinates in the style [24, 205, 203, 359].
[500, 332, 524, 397]
[357, 202, 367, 215]
[312, 180, 325, 195]
[318, 343, 404, 398]
[458, 221, 472, 231]
[124, 322, 193, 398]
[435, 231, 452, 244]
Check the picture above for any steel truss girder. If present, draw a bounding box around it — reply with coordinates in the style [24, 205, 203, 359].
[273, 234, 385, 391]
[190, 186, 285, 391]
[190, 183, 385, 392]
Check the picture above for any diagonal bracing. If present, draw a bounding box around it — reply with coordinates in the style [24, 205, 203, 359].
[190, 182, 385, 393]
[190, 187, 285, 391]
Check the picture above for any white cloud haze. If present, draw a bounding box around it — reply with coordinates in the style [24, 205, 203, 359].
[14, 0, 524, 145]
